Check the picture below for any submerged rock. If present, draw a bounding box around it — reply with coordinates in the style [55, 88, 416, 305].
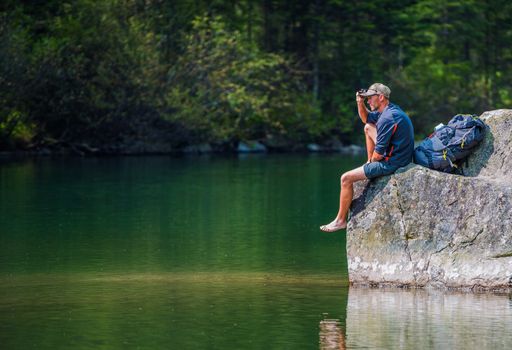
[237, 140, 267, 153]
[307, 143, 323, 152]
[347, 109, 512, 291]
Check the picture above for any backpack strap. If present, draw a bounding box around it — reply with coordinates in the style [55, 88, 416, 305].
[423, 147, 434, 169]
[443, 149, 457, 172]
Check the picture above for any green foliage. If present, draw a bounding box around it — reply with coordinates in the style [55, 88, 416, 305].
[1, 0, 165, 148]
[390, 0, 512, 134]
[1, 0, 511, 150]
[165, 15, 321, 143]
[0, 110, 35, 148]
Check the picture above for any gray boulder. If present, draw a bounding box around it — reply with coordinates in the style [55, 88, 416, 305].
[462, 109, 512, 179]
[347, 109, 512, 291]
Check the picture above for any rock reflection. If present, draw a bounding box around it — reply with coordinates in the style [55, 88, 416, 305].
[319, 318, 345, 350]
[345, 288, 512, 349]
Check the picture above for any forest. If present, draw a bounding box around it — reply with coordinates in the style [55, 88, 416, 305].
[1, 0, 511, 152]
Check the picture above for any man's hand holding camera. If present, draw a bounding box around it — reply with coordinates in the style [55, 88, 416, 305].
[356, 89, 366, 104]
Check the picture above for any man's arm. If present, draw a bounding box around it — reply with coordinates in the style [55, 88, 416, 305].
[373, 117, 397, 162]
[356, 92, 369, 124]
[369, 151, 385, 163]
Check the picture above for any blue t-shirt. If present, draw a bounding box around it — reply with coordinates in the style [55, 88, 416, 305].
[367, 103, 414, 168]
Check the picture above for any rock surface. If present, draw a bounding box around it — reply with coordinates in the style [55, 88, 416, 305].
[347, 109, 512, 291]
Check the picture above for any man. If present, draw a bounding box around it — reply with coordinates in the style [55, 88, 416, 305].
[320, 83, 414, 232]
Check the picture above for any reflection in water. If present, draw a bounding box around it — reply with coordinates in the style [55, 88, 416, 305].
[345, 288, 512, 349]
[1, 155, 356, 349]
[4, 156, 512, 349]
[0, 272, 349, 349]
[319, 318, 345, 350]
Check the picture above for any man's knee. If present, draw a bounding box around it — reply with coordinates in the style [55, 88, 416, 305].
[364, 123, 376, 135]
[340, 172, 353, 187]
[341, 166, 367, 186]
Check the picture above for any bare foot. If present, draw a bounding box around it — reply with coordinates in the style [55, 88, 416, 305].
[320, 220, 347, 232]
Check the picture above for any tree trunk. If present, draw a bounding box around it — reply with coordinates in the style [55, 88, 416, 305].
[312, 0, 321, 101]
[263, 0, 273, 51]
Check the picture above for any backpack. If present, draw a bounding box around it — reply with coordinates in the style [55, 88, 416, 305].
[413, 114, 486, 173]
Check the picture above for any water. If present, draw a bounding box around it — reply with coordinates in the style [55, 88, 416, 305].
[1, 155, 511, 349]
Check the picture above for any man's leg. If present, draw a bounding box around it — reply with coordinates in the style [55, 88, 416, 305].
[364, 123, 377, 162]
[320, 166, 367, 232]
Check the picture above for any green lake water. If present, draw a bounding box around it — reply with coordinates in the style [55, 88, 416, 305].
[1, 155, 512, 349]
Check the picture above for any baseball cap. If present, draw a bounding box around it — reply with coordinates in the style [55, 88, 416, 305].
[360, 83, 391, 98]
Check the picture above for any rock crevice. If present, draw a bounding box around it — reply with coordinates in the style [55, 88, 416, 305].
[347, 109, 512, 291]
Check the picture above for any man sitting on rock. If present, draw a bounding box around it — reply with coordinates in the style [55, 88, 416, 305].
[320, 83, 414, 232]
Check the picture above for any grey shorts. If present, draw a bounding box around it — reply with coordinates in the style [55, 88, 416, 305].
[363, 161, 399, 179]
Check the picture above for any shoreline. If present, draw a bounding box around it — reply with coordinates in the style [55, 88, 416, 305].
[0, 142, 366, 158]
